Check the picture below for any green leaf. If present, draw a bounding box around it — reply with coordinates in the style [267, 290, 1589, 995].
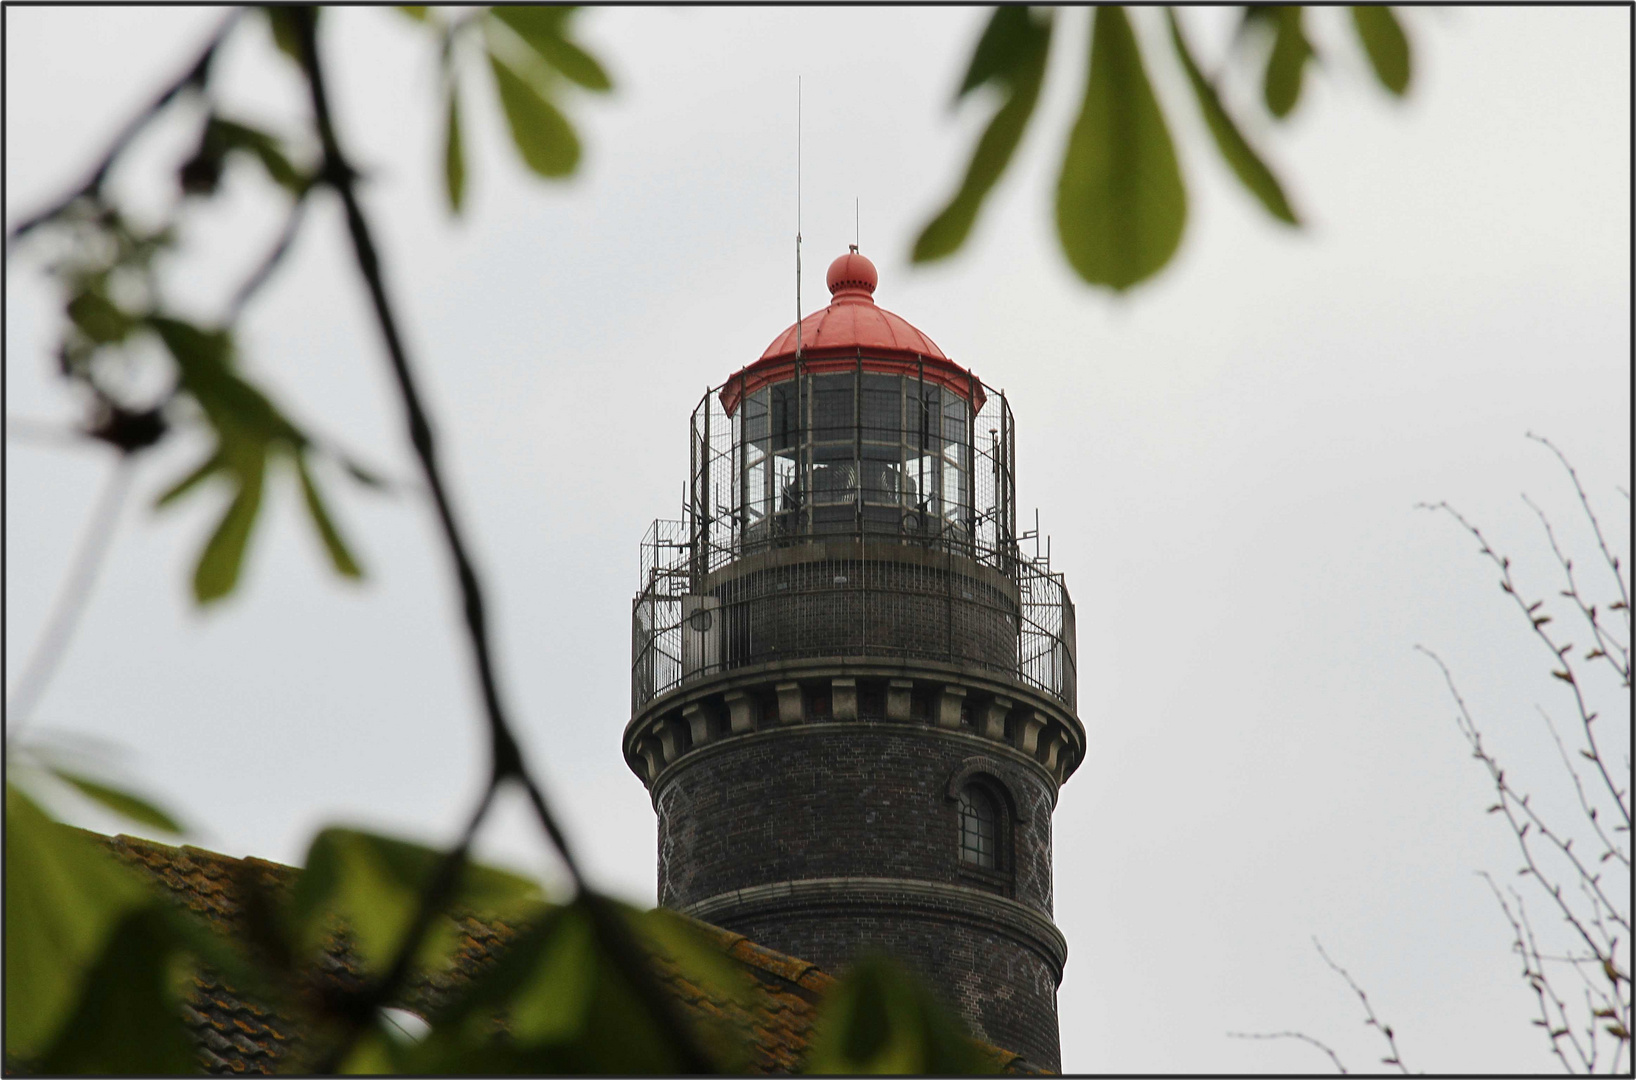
[956, 4, 1049, 99]
[1351, 6, 1411, 96]
[803, 956, 994, 1074]
[1054, 6, 1187, 291]
[155, 451, 224, 508]
[488, 53, 581, 178]
[210, 117, 306, 192]
[444, 82, 467, 214]
[66, 291, 135, 344]
[263, 6, 306, 65]
[153, 319, 304, 447]
[192, 442, 266, 604]
[491, 6, 612, 91]
[294, 453, 364, 579]
[4, 784, 151, 1061]
[36, 906, 198, 1074]
[912, 8, 1053, 263]
[401, 899, 706, 1074]
[1263, 6, 1315, 119]
[47, 768, 184, 833]
[287, 827, 544, 973]
[1167, 10, 1298, 225]
[397, 5, 430, 22]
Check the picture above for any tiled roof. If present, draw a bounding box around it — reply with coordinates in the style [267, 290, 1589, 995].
[98, 834, 1036, 1074]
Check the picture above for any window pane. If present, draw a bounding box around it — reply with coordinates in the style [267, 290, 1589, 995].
[861, 373, 901, 443]
[861, 445, 906, 505]
[771, 382, 798, 451]
[811, 373, 855, 442]
[958, 787, 998, 870]
[811, 443, 857, 504]
[743, 388, 769, 443]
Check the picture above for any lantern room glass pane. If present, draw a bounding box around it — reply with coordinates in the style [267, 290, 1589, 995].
[861, 373, 902, 443]
[811, 373, 854, 442]
[771, 381, 798, 451]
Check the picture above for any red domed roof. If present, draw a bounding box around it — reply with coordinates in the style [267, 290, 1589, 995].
[757, 252, 947, 362]
[721, 251, 983, 414]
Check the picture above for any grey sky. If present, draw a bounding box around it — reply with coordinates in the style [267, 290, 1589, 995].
[6, 6, 1630, 1073]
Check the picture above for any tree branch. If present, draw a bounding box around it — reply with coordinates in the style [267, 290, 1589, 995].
[5, 9, 242, 248]
[6, 455, 134, 736]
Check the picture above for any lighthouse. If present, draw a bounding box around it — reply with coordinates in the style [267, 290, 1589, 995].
[625, 250, 1082, 1069]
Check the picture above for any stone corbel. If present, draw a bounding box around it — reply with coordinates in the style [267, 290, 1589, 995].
[776, 682, 804, 724]
[723, 689, 756, 735]
[979, 695, 1014, 742]
[935, 685, 967, 730]
[683, 701, 711, 748]
[886, 679, 914, 721]
[831, 678, 858, 721]
[1014, 710, 1046, 757]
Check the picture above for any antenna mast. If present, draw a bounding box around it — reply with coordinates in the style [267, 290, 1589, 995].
[796, 76, 803, 361]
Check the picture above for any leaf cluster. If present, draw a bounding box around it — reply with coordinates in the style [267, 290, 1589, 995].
[6, 781, 994, 1075]
[915, 5, 1413, 291]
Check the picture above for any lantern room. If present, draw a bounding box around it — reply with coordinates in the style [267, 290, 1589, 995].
[633, 251, 1074, 715]
[708, 250, 1012, 553]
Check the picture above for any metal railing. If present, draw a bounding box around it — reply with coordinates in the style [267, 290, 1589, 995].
[632, 367, 1075, 713]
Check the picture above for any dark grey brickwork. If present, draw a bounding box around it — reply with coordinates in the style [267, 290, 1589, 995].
[653, 722, 1065, 1069]
[655, 726, 1054, 916]
[727, 909, 1062, 1071]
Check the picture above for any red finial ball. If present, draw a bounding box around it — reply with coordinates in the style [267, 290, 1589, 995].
[826, 250, 877, 299]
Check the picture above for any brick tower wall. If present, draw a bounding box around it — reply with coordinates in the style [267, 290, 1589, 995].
[653, 722, 1065, 1070]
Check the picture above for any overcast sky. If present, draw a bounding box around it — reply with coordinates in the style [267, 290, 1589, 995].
[6, 7, 1630, 1074]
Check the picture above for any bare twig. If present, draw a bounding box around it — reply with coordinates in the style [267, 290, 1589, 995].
[1418, 646, 1628, 954]
[1418, 500, 1630, 831]
[1527, 432, 1631, 622]
[1227, 1030, 1349, 1074]
[225, 192, 312, 321]
[5, 9, 243, 248]
[6, 455, 135, 736]
[1523, 492, 1629, 686]
[1311, 938, 1410, 1074]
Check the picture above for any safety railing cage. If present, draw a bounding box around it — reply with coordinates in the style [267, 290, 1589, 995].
[632, 365, 1076, 714]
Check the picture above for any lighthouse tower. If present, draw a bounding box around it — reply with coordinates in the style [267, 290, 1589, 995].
[624, 251, 1082, 1069]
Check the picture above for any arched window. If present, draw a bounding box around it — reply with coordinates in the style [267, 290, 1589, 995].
[958, 785, 1000, 870]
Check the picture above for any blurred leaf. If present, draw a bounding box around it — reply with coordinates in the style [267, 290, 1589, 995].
[47, 767, 184, 833]
[36, 906, 197, 1075]
[803, 956, 994, 1074]
[491, 6, 612, 91]
[192, 441, 266, 604]
[1055, 6, 1186, 291]
[1351, 6, 1411, 95]
[213, 118, 308, 193]
[488, 53, 581, 178]
[397, 5, 430, 23]
[4, 784, 150, 1061]
[635, 908, 753, 1016]
[401, 898, 704, 1074]
[444, 82, 467, 214]
[341, 454, 389, 490]
[339, 1027, 407, 1074]
[295, 453, 363, 579]
[912, 7, 1052, 262]
[263, 6, 306, 65]
[66, 290, 136, 344]
[156, 451, 224, 508]
[1262, 7, 1314, 118]
[1167, 10, 1298, 225]
[956, 4, 1049, 99]
[288, 827, 543, 973]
